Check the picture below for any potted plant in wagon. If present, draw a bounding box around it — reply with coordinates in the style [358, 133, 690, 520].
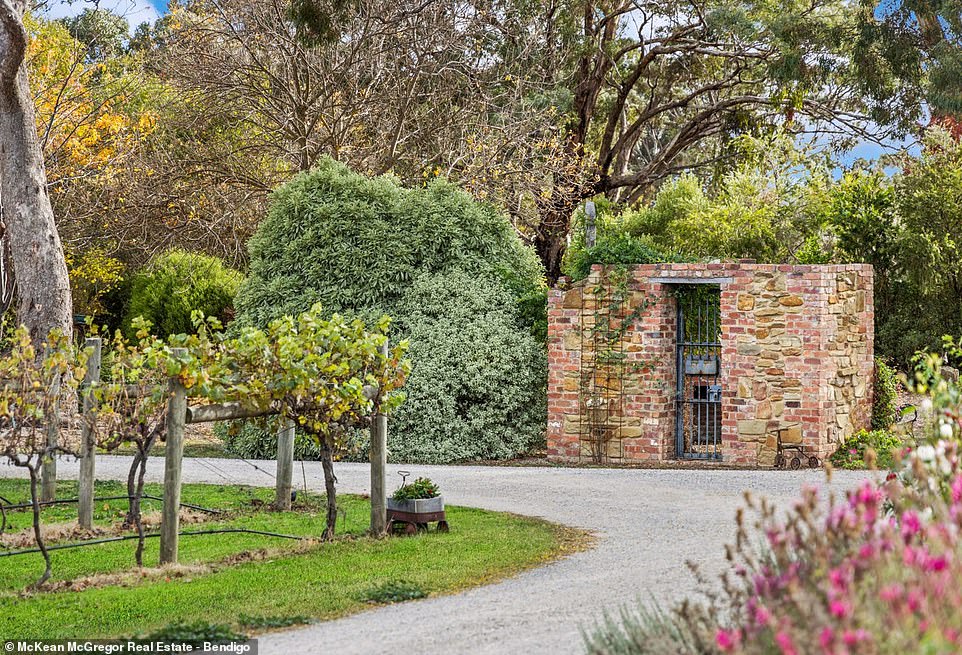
[387, 474, 448, 534]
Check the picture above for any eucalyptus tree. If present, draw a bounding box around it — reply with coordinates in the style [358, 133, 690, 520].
[157, 0, 931, 282]
[0, 0, 72, 342]
[854, 0, 962, 120]
[59, 7, 129, 61]
[526, 0, 927, 281]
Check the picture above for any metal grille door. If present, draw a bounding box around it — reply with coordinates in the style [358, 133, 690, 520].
[675, 286, 722, 459]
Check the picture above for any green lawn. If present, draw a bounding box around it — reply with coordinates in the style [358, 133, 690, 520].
[0, 479, 583, 639]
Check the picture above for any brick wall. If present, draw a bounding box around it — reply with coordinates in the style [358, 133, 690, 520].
[546, 263, 874, 467]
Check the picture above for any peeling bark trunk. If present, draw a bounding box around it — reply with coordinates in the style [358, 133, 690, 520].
[0, 1, 72, 344]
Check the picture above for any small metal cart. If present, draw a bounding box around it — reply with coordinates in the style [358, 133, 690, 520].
[773, 429, 820, 470]
[387, 506, 449, 535]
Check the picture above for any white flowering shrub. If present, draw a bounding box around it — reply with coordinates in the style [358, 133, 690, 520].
[230, 159, 548, 464]
[388, 271, 547, 463]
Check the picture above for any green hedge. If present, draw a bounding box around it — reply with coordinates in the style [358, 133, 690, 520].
[389, 271, 546, 463]
[216, 420, 321, 461]
[232, 159, 546, 463]
[124, 249, 243, 338]
[564, 233, 676, 282]
[215, 420, 370, 462]
[234, 157, 544, 328]
[872, 357, 899, 430]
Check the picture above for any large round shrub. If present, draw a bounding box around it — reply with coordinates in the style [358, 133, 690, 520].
[389, 271, 546, 463]
[124, 249, 243, 338]
[234, 157, 544, 327]
[234, 159, 547, 463]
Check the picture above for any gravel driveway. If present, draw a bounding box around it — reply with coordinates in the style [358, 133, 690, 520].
[0, 457, 873, 654]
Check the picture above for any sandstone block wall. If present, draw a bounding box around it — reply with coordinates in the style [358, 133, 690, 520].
[546, 263, 874, 467]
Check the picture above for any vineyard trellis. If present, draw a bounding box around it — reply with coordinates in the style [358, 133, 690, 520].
[0, 305, 409, 587]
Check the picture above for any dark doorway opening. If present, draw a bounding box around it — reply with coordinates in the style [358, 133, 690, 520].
[675, 286, 722, 459]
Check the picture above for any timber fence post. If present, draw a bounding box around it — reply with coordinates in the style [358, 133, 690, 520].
[370, 338, 388, 535]
[77, 337, 102, 529]
[159, 348, 187, 565]
[275, 419, 295, 510]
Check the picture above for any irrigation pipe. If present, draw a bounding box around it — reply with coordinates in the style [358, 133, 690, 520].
[0, 495, 221, 515]
[0, 527, 307, 558]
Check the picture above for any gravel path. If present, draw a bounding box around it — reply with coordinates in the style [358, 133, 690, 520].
[0, 457, 873, 654]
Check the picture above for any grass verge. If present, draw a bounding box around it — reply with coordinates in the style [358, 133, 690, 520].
[0, 479, 588, 638]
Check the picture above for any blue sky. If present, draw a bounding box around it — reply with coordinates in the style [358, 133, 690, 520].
[45, 1, 166, 29]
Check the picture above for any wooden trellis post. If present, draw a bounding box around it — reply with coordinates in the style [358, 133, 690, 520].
[40, 349, 62, 503]
[370, 338, 388, 535]
[275, 419, 295, 510]
[159, 348, 187, 565]
[77, 337, 102, 529]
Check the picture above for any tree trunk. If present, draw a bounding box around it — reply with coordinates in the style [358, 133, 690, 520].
[534, 228, 567, 287]
[133, 446, 150, 567]
[0, 1, 72, 344]
[320, 439, 338, 540]
[123, 423, 161, 548]
[25, 460, 51, 588]
[536, 191, 584, 285]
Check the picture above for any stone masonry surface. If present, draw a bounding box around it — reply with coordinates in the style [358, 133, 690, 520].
[547, 263, 874, 466]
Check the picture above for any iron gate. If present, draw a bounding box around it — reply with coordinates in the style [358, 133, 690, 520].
[675, 286, 722, 459]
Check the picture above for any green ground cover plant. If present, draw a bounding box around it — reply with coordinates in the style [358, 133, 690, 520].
[391, 477, 440, 501]
[828, 428, 903, 470]
[0, 479, 579, 639]
[359, 580, 428, 604]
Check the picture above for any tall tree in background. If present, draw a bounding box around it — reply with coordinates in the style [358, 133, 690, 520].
[0, 0, 72, 342]
[161, 0, 928, 282]
[529, 0, 926, 281]
[147, 0, 571, 258]
[16, 0, 946, 299]
[855, 0, 962, 122]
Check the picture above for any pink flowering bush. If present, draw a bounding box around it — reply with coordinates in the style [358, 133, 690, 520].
[712, 467, 962, 655]
[585, 348, 962, 655]
[587, 467, 962, 655]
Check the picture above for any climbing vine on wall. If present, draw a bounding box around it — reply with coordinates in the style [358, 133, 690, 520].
[579, 265, 653, 463]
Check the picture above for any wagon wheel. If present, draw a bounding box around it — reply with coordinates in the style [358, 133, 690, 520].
[790, 456, 801, 470]
[808, 456, 821, 469]
[437, 521, 449, 533]
[417, 522, 429, 532]
[403, 522, 418, 536]
[774, 454, 786, 469]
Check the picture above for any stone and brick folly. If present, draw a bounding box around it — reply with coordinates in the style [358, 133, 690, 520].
[546, 263, 874, 466]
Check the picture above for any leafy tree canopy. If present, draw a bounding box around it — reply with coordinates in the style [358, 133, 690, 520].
[58, 8, 129, 61]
